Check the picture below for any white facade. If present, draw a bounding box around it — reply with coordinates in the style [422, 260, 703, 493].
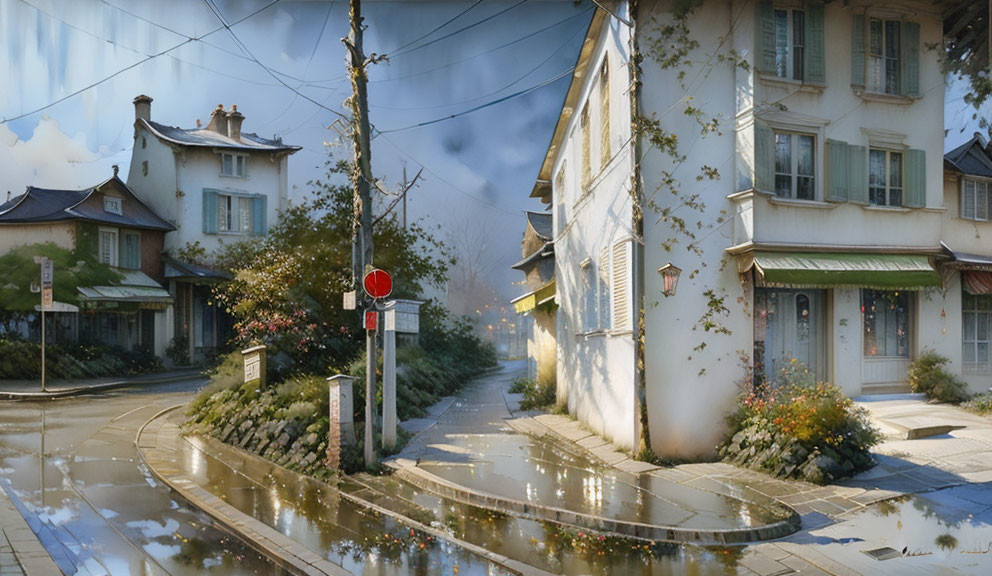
[537, 0, 972, 460]
[126, 98, 296, 255]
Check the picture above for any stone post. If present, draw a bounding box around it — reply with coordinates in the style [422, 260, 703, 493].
[382, 309, 397, 451]
[326, 374, 355, 469]
[242, 345, 266, 387]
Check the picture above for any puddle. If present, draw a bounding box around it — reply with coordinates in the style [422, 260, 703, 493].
[417, 433, 786, 530]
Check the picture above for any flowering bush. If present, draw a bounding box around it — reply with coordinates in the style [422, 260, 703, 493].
[963, 390, 992, 415]
[719, 359, 881, 484]
[907, 350, 969, 403]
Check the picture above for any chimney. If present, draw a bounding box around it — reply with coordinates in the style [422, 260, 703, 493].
[196, 118, 202, 128]
[133, 94, 152, 122]
[206, 104, 226, 134]
[226, 104, 244, 141]
[112, 164, 119, 178]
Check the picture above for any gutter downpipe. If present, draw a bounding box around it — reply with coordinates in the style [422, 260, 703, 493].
[628, 0, 650, 456]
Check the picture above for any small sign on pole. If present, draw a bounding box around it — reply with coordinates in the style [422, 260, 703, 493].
[42, 287, 53, 311]
[364, 310, 378, 331]
[41, 260, 53, 286]
[362, 269, 393, 299]
[343, 290, 357, 310]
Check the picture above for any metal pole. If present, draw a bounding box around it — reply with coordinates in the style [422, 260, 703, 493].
[365, 318, 377, 467]
[41, 306, 45, 393]
[383, 318, 396, 451]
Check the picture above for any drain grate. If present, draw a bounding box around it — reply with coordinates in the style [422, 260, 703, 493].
[862, 546, 902, 561]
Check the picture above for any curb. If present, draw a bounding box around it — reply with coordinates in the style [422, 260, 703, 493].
[188, 433, 555, 576]
[135, 405, 351, 576]
[0, 371, 207, 401]
[386, 461, 799, 545]
[0, 482, 62, 575]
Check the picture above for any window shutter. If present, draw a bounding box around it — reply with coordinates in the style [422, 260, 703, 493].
[755, 0, 776, 74]
[977, 181, 989, 220]
[611, 241, 630, 331]
[804, 1, 825, 84]
[598, 246, 611, 330]
[203, 190, 218, 234]
[903, 148, 926, 208]
[900, 21, 920, 98]
[754, 122, 775, 192]
[963, 179, 976, 219]
[848, 145, 869, 204]
[826, 139, 849, 202]
[851, 14, 866, 88]
[252, 195, 267, 236]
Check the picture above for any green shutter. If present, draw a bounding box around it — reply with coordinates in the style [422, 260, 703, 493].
[826, 139, 849, 202]
[754, 122, 775, 193]
[900, 21, 920, 98]
[755, 0, 776, 74]
[804, 1, 825, 84]
[851, 14, 866, 88]
[848, 145, 869, 204]
[252, 195, 267, 236]
[203, 190, 218, 234]
[903, 149, 926, 208]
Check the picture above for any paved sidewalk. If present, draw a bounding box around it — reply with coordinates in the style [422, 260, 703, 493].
[0, 368, 206, 400]
[0, 484, 59, 576]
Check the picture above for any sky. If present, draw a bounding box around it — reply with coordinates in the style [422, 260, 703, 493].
[0, 0, 987, 302]
[0, 0, 590, 301]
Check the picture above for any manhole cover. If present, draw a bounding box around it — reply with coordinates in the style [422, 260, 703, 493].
[862, 546, 902, 561]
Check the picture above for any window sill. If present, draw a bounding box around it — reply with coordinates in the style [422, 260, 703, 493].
[958, 215, 992, 223]
[577, 330, 607, 339]
[758, 75, 825, 94]
[861, 204, 911, 213]
[767, 196, 836, 209]
[608, 329, 634, 338]
[851, 88, 916, 106]
[219, 174, 248, 179]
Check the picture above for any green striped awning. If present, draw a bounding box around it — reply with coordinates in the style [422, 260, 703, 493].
[749, 252, 940, 289]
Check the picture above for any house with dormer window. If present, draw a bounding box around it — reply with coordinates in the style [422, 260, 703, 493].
[126, 95, 300, 362]
[526, 1, 960, 460]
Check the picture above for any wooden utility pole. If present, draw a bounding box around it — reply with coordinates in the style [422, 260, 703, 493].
[344, 0, 377, 469]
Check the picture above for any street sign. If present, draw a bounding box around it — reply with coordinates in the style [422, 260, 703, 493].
[364, 310, 378, 331]
[42, 287, 53, 310]
[362, 269, 392, 299]
[41, 260, 53, 286]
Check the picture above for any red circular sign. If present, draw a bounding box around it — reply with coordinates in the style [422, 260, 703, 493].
[363, 269, 392, 299]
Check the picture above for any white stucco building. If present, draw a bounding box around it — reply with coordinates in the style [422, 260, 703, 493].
[534, 1, 982, 460]
[126, 95, 300, 362]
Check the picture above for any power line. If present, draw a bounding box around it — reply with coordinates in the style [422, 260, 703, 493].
[377, 133, 520, 217]
[369, 7, 592, 86]
[1, 0, 283, 126]
[376, 67, 574, 134]
[200, 0, 348, 121]
[389, 0, 530, 58]
[370, 16, 587, 112]
[384, 0, 484, 55]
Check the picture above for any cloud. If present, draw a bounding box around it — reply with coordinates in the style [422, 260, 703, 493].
[0, 116, 114, 198]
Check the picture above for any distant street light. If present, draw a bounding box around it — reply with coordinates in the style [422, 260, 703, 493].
[658, 262, 682, 297]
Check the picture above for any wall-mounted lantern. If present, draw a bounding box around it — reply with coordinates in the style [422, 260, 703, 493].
[658, 262, 681, 296]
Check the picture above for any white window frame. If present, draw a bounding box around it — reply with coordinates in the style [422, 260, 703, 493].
[961, 177, 992, 221]
[868, 17, 900, 95]
[963, 291, 992, 373]
[98, 227, 119, 267]
[103, 196, 123, 215]
[868, 147, 903, 207]
[217, 193, 253, 235]
[773, 130, 816, 200]
[773, 6, 806, 81]
[220, 152, 248, 178]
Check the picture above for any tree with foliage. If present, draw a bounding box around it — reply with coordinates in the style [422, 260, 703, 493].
[212, 158, 452, 374]
[0, 243, 122, 331]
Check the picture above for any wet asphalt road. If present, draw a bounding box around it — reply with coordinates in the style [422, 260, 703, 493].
[0, 379, 285, 576]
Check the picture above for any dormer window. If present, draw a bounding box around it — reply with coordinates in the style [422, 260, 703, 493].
[104, 196, 123, 215]
[221, 153, 247, 178]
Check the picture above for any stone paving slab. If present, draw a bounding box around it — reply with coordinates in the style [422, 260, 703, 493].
[0, 486, 59, 576]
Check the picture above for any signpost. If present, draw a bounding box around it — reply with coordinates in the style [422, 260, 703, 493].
[361, 268, 392, 467]
[33, 257, 53, 393]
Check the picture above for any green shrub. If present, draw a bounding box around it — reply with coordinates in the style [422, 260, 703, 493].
[511, 377, 556, 411]
[0, 339, 161, 379]
[720, 359, 881, 484]
[963, 390, 992, 415]
[907, 350, 969, 403]
[167, 335, 191, 366]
